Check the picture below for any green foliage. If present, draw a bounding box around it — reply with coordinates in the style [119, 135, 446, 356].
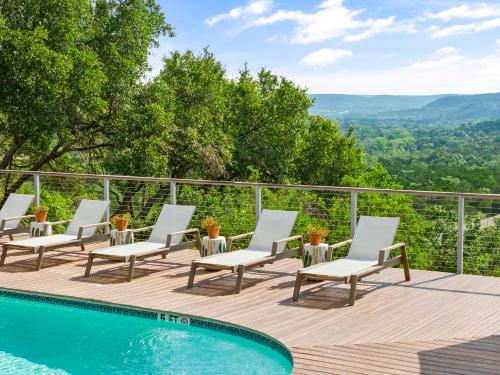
[352, 120, 500, 193]
[0, 2, 496, 277]
[294, 116, 364, 185]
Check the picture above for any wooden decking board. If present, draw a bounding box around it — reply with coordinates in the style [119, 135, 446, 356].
[0, 235, 499, 374]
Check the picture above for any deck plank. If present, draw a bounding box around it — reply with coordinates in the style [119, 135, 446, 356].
[0, 235, 499, 374]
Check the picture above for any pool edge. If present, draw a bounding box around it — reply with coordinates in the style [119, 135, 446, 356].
[0, 287, 294, 369]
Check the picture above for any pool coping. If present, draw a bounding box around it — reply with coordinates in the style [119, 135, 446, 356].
[0, 287, 293, 368]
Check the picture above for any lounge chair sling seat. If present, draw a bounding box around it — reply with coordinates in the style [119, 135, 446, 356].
[1, 199, 109, 270]
[300, 258, 378, 277]
[293, 216, 410, 306]
[196, 249, 272, 267]
[92, 241, 165, 258]
[84, 204, 198, 282]
[0, 193, 34, 233]
[7, 234, 78, 249]
[188, 209, 301, 293]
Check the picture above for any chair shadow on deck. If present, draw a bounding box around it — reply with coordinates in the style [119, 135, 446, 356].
[172, 267, 292, 297]
[278, 279, 393, 310]
[418, 335, 500, 374]
[70, 258, 187, 284]
[0, 250, 88, 273]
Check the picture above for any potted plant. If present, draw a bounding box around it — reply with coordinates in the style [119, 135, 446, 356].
[202, 216, 221, 239]
[306, 224, 329, 246]
[112, 213, 131, 232]
[34, 206, 49, 223]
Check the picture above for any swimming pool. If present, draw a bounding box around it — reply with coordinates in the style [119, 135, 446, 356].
[0, 290, 292, 374]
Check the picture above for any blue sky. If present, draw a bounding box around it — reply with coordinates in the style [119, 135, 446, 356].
[152, 0, 500, 94]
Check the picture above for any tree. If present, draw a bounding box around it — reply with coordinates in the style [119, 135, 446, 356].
[294, 116, 364, 186]
[226, 67, 312, 182]
[156, 49, 233, 179]
[0, 0, 172, 196]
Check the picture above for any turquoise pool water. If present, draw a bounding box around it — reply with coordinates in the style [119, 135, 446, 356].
[0, 294, 292, 374]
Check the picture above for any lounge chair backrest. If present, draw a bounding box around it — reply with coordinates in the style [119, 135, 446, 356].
[0, 193, 34, 229]
[65, 199, 110, 237]
[347, 216, 400, 261]
[248, 209, 298, 252]
[148, 204, 195, 245]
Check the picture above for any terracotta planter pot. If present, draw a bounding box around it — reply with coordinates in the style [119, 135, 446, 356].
[207, 226, 221, 239]
[35, 211, 48, 223]
[115, 219, 128, 232]
[308, 232, 322, 246]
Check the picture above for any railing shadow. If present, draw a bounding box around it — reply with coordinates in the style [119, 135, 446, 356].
[418, 335, 500, 374]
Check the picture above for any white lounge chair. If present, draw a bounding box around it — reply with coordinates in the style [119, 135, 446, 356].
[188, 209, 303, 294]
[293, 216, 410, 305]
[0, 193, 35, 240]
[85, 204, 201, 282]
[1, 199, 110, 270]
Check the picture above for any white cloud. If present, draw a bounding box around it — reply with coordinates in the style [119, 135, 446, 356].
[408, 55, 464, 70]
[344, 16, 395, 42]
[430, 17, 500, 38]
[497, 38, 500, 45]
[425, 4, 500, 22]
[285, 53, 500, 94]
[205, 0, 274, 26]
[301, 49, 352, 67]
[251, 0, 400, 44]
[435, 46, 459, 55]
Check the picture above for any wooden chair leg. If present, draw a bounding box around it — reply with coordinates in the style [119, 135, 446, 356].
[8, 234, 14, 241]
[349, 275, 358, 306]
[84, 254, 94, 277]
[234, 265, 245, 294]
[401, 245, 411, 281]
[0, 245, 8, 266]
[161, 252, 167, 259]
[293, 273, 304, 301]
[127, 255, 136, 282]
[80, 244, 86, 251]
[187, 263, 197, 288]
[36, 247, 45, 271]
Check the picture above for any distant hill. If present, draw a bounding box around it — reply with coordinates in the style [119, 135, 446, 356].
[309, 94, 450, 115]
[310, 92, 500, 126]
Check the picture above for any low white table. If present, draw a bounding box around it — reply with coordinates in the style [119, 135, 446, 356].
[30, 222, 53, 237]
[110, 229, 134, 246]
[201, 236, 226, 257]
[303, 243, 330, 267]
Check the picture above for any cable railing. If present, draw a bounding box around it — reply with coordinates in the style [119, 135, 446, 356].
[0, 169, 498, 276]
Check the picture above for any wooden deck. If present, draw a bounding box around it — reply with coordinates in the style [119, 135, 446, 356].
[0, 237, 499, 374]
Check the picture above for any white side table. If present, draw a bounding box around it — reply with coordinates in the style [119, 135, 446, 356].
[303, 243, 331, 267]
[30, 222, 53, 237]
[201, 236, 226, 257]
[110, 229, 134, 246]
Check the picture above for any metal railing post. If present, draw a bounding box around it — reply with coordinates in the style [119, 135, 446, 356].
[457, 196, 465, 274]
[350, 191, 357, 237]
[170, 182, 177, 205]
[33, 174, 41, 207]
[255, 186, 262, 222]
[103, 177, 110, 224]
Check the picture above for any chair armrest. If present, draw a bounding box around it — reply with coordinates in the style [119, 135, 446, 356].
[166, 228, 200, 247]
[378, 242, 406, 265]
[272, 235, 304, 256]
[0, 215, 36, 230]
[330, 239, 352, 249]
[2, 214, 35, 222]
[130, 226, 155, 234]
[77, 222, 111, 239]
[50, 219, 71, 226]
[227, 231, 255, 251]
